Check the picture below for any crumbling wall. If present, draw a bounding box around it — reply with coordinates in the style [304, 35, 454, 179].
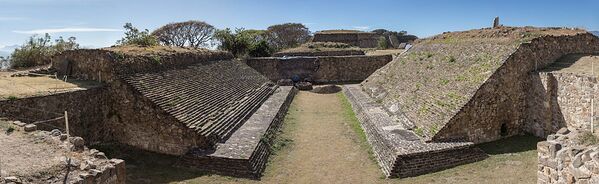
[527, 72, 598, 138]
[434, 33, 599, 143]
[0, 88, 110, 143]
[272, 50, 365, 57]
[246, 55, 392, 83]
[537, 129, 599, 183]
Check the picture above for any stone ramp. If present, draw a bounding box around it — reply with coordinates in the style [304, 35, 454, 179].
[342, 84, 487, 178]
[180, 86, 297, 178]
[122, 60, 277, 144]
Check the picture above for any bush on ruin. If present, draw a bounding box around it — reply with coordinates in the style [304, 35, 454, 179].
[377, 36, 389, 49]
[152, 20, 216, 48]
[10, 34, 79, 68]
[116, 23, 158, 47]
[214, 28, 273, 57]
[266, 23, 311, 50]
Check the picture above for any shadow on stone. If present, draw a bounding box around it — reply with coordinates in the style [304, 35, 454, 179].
[311, 85, 342, 94]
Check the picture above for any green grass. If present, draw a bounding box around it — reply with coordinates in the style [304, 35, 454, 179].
[337, 92, 376, 162]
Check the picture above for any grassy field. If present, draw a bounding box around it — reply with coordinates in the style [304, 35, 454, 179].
[94, 91, 540, 184]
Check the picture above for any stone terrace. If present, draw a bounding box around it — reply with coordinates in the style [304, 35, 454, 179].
[123, 60, 277, 144]
[342, 85, 486, 178]
[180, 86, 297, 178]
[361, 27, 598, 143]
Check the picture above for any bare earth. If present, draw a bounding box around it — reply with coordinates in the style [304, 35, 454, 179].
[0, 122, 66, 177]
[0, 72, 100, 99]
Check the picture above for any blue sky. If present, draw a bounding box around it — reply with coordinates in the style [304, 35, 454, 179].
[0, 0, 598, 49]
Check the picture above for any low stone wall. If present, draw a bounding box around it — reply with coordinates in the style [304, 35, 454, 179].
[527, 72, 598, 138]
[246, 55, 392, 83]
[313, 32, 379, 48]
[342, 84, 487, 178]
[537, 128, 599, 183]
[0, 88, 109, 143]
[272, 50, 365, 57]
[179, 87, 297, 178]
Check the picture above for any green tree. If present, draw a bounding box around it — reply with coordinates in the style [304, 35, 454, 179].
[266, 23, 311, 50]
[116, 23, 158, 47]
[377, 36, 389, 49]
[214, 28, 274, 57]
[248, 40, 273, 57]
[152, 20, 216, 48]
[10, 34, 80, 68]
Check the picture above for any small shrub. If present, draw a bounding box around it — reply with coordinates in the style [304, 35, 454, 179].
[448, 56, 456, 63]
[7, 96, 18, 100]
[6, 126, 15, 134]
[414, 127, 424, 137]
[377, 36, 389, 49]
[577, 131, 599, 146]
[248, 40, 273, 57]
[116, 23, 158, 47]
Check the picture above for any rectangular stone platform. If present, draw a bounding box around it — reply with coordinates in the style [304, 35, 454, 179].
[179, 86, 297, 178]
[342, 84, 487, 178]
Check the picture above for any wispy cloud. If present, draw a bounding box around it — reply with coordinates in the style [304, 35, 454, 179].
[352, 26, 370, 31]
[13, 27, 122, 34]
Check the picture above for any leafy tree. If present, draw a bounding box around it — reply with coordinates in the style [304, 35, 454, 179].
[214, 28, 274, 57]
[377, 36, 389, 49]
[116, 23, 158, 47]
[9, 34, 79, 68]
[266, 23, 311, 50]
[54, 36, 79, 53]
[152, 20, 216, 48]
[248, 40, 273, 57]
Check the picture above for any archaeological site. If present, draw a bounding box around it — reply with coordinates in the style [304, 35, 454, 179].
[1, 11, 599, 184]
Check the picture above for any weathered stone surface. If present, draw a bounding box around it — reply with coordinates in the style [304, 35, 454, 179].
[295, 82, 313, 90]
[23, 124, 37, 132]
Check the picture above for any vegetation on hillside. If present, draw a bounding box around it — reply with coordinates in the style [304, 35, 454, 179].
[10, 33, 79, 68]
[151, 20, 216, 48]
[116, 23, 158, 47]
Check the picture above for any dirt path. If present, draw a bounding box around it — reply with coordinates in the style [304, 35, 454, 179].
[258, 91, 381, 183]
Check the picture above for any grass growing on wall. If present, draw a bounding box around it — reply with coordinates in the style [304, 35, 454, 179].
[337, 92, 376, 162]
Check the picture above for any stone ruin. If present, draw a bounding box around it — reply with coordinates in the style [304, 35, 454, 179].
[0, 46, 297, 178]
[0, 119, 125, 184]
[313, 30, 380, 48]
[1, 26, 598, 182]
[345, 27, 599, 177]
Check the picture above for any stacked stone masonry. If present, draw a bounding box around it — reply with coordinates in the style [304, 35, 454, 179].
[272, 50, 365, 57]
[538, 129, 599, 183]
[342, 85, 487, 178]
[180, 87, 297, 178]
[246, 55, 392, 84]
[313, 32, 379, 48]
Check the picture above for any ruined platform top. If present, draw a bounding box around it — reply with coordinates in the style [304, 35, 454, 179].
[0, 72, 102, 100]
[276, 42, 364, 53]
[315, 30, 376, 34]
[361, 26, 591, 138]
[542, 54, 599, 76]
[103, 45, 224, 56]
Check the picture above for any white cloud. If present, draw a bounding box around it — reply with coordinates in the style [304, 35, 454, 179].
[352, 26, 370, 31]
[13, 27, 122, 34]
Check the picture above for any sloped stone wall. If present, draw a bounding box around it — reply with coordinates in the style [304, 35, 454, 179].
[527, 72, 598, 138]
[434, 33, 599, 144]
[246, 55, 392, 83]
[538, 129, 599, 183]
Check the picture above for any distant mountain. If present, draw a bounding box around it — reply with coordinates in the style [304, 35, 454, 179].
[591, 31, 599, 37]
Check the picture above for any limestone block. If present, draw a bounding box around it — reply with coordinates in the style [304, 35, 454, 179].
[23, 124, 37, 132]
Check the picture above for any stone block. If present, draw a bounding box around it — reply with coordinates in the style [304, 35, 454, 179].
[12, 121, 26, 127]
[23, 124, 37, 132]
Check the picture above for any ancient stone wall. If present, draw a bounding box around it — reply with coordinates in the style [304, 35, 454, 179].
[104, 79, 210, 155]
[246, 55, 392, 83]
[434, 33, 599, 143]
[313, 32, 379, 48]
[272, 50, 365, 57]
[0, 88, 110, 144]
[52, 49, 233, 82]
[527, 72, 598, 138]
[537, 129, 599, 183]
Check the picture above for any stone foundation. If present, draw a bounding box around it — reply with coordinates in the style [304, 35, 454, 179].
[179, 86, 297, 178]
[246, 55, 392, 84]
[537, 129, 599, 183]
[342, 84, 487, 178]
